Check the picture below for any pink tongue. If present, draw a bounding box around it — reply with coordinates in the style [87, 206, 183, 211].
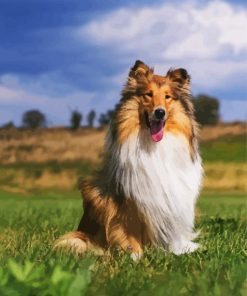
[150, 121, 164, 142]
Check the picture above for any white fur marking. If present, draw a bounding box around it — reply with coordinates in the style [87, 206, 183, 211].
[110, 130, 203, 254]
[54, 237, 87, 254]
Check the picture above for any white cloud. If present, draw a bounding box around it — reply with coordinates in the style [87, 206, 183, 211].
[77, 0, 247, 92]
[0, 74, 96, 125]
[170, 60, 247, 91]
[190, 1, 247, 55]
[80, 1, 247, 58]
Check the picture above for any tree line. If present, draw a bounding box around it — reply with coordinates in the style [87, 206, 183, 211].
[1, 94, 220, 130]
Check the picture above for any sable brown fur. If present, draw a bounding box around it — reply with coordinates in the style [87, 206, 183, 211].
[54, 60, 200, 258]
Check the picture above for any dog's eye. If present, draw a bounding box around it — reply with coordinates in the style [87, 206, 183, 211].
[165, 94, 171, 100]
[144, 91, 153, 97]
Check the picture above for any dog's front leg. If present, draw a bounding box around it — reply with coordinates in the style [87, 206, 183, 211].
[106, 215, 143, 260]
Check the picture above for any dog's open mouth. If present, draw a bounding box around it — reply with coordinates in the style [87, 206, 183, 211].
[145, 111, 165, 142]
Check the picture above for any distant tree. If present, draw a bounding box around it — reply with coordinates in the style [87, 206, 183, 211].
[70, 110, 82, 130]
[22, 110, 46, 129]
[98, 109, 115, 126]
[1, 121, 15, 129]
[87, 110, 96, 127]
[192, 94, 220, 125]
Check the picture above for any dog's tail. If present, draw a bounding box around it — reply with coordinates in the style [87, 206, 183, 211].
[53, 231, 103, 255]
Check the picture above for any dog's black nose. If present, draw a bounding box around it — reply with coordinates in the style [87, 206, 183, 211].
[154, 108, 165, 120]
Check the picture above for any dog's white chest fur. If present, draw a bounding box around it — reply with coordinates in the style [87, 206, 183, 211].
[115, 130, 203, 253]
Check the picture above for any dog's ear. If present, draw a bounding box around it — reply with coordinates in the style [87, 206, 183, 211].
[129, 60, 153, 80]
[123, 60, 153, 94]
[166, 68, 190, 86]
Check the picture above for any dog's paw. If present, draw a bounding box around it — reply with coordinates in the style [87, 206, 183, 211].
[130, 252, 143, 261]
[170, 241, 200, 255]
[187, 230, 201, 240]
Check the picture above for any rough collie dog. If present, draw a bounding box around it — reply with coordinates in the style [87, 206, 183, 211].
[54, 60, 203, 259]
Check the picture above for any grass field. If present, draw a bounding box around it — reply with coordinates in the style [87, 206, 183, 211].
[0, 190, 246, 296]
[0, 125, 246, 295]
[0, 133, 246, 193]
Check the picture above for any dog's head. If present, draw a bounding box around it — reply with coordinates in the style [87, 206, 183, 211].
[123, 60, 193, 142]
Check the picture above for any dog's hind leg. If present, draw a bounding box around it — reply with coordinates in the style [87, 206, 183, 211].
[53, 202, 105, 255]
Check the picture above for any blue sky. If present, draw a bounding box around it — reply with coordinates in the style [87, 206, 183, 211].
[0, 0, 246, 126]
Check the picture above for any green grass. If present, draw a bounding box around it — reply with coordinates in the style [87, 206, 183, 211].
[0, 161, 94, 190]
[201, 134, 246, 163]
[0, 190, 246, 296]
[0, 160, 94, 178]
